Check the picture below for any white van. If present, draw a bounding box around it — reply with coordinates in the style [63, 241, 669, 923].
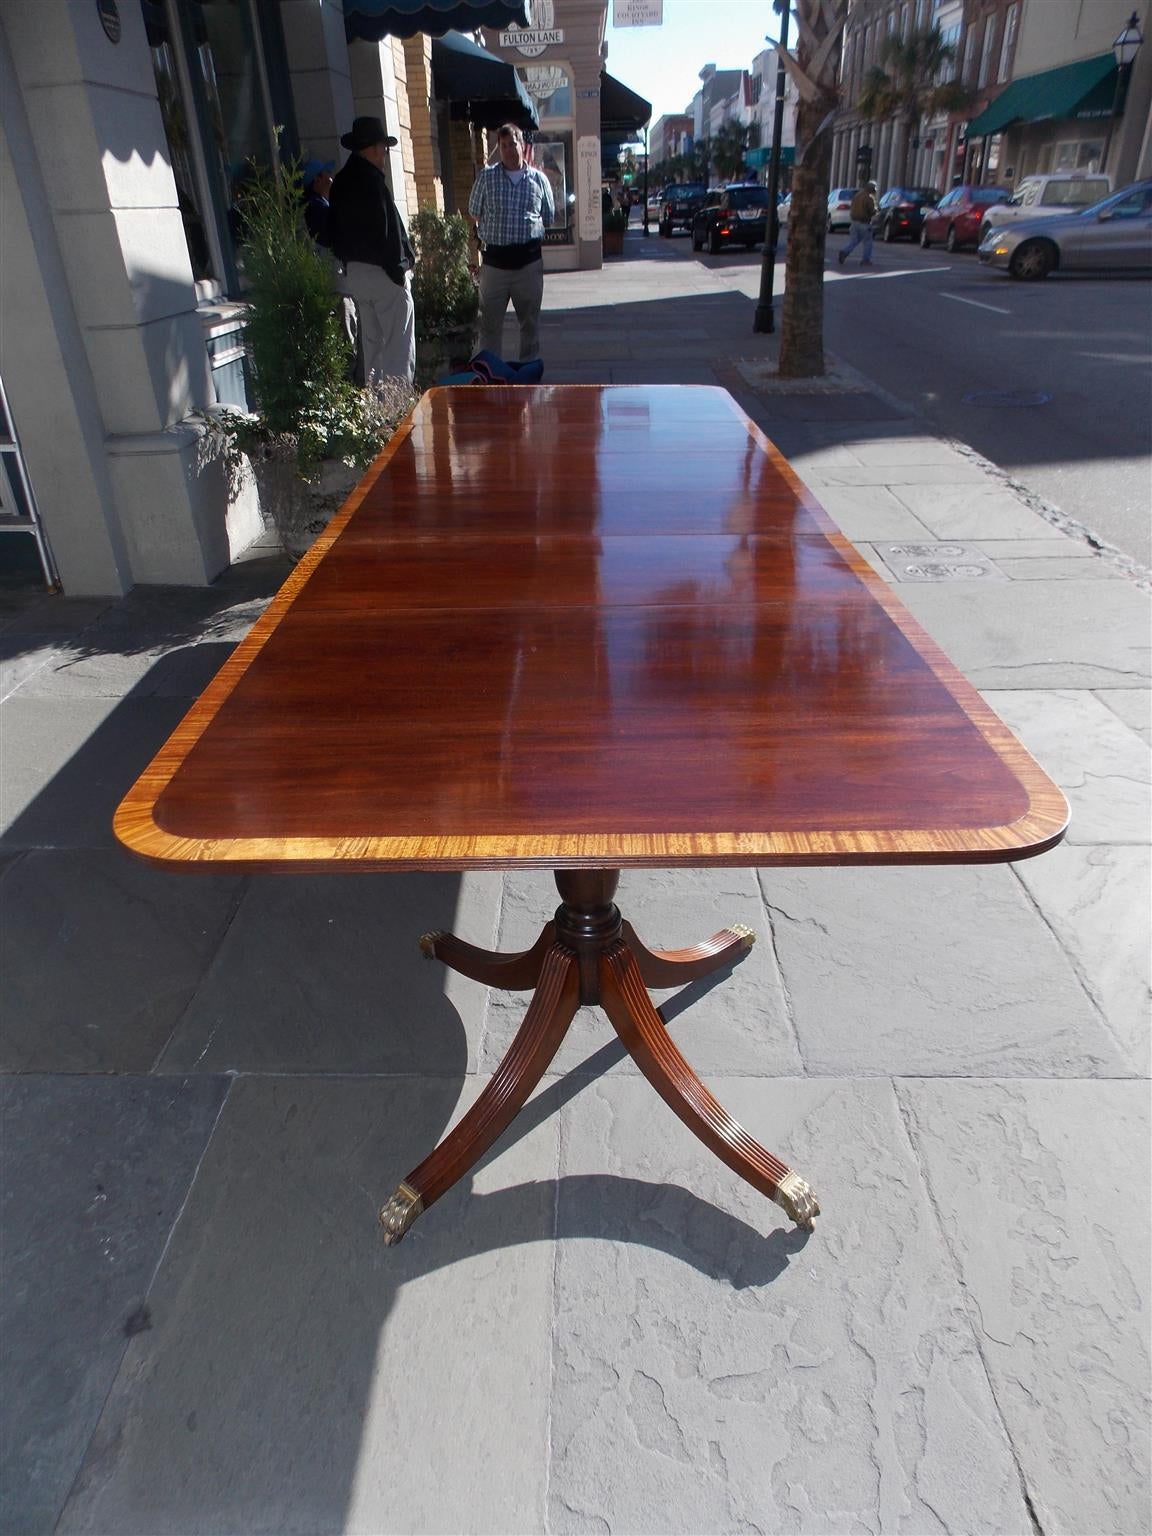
[979, 174, 1112, 242]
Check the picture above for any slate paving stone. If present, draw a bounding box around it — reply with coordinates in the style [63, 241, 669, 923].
[0, 696, 188, 850]
[56, 1076, 556, 1536]
[547, 1076, 1033, 1536]
[8, 640, 237, 700]
[158, 870, 503, 1074]
[800, 484, 933, 541]
[1012, 843, 1151, 1075]
[893, 578, 1151, 688]
[1, 1074, 228, 1536]
[996, 555, 1125, 581]
[890, 485, 1053, 541]
[483, 869, 800, 1079]
[975, 538, 1094, 560]
[1095, 686, 1151, 743]
[0, 848, 243, 1073]
[758, 863, 1126, 1077]
[985, 688, 1151, 844]
[897, 1079, 1151, 1536]
[0, 636, 67, 702]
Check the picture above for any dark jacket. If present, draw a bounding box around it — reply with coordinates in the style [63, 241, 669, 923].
[304, 191, 331, 248]
[328, 153, 414, 285]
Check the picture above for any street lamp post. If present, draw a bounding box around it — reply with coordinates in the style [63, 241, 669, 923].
[642, 125, 650, 237]
[753, 5, 792, 334]
[1101, 11, 1144, 176]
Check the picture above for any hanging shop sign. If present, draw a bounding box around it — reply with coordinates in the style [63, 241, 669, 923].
[613, 0, 662, 25]
[577, 135, 601, 242]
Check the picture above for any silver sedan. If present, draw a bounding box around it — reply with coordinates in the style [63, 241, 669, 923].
[978, 179, 1152, 279]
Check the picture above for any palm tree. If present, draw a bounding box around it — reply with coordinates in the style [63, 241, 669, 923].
[776, 0, 848, 378]
[857, 25, 970, 188]
[712, 118, 750, 183]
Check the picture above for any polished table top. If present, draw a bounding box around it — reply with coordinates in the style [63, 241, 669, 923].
[115, 386, 1068, 871]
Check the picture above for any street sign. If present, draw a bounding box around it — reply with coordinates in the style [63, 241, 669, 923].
[613, 0, 663, 25]
[500, 26, 564, 56]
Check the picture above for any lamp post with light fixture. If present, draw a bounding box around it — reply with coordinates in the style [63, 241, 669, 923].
[1101, 11, 1144, 177]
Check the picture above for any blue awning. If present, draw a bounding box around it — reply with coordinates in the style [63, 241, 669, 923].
[432, 31, 538, 130]
[345, 0, 528, 42]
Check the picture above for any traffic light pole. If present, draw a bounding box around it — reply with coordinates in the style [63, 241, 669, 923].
[753, 4, 791, 334]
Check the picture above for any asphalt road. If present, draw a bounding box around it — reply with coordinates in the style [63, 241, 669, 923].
[689, 231, 1152, 570]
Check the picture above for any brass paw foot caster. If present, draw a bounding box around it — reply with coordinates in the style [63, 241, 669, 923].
[379, 1182, 424, 1245]
[418, 931, 445, 960]
[728, 923, 756, 948]
[774, 1172, 820, 1230]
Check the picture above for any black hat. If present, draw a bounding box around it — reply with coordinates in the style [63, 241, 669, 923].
[340, 116, 398, 151]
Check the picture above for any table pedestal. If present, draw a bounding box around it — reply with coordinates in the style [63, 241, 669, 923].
[379, 870, 820, 1245]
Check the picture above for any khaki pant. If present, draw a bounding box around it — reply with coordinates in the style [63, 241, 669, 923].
[340, 261, 415, 384]
[477, 257, 544, 361]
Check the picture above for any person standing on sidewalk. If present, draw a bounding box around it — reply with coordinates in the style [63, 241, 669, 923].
[838, 181, 878, 268]
[328, 117, 416, 384]
[467, 124, 555, 362]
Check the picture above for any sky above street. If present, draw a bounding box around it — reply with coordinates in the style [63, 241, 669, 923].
[602, 0, 782, 132]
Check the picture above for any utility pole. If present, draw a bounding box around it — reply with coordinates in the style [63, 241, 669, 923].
[753, 3, 791, 334]
[642, 124, 650, 236]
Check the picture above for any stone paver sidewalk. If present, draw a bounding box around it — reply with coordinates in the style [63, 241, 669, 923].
[2, 225, 1148, 1536]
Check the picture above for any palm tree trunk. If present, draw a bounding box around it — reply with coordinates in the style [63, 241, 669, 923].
[778, 0, 847, 379]
[778, 98, 834, 378]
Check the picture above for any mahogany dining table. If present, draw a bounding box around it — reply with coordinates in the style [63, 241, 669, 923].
[115, 385, 1068, 1244]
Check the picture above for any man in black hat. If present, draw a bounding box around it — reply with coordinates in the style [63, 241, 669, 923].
[328, 117, 416, 384]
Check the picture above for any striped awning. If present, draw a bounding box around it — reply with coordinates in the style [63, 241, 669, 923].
[345, 0, 528, 42]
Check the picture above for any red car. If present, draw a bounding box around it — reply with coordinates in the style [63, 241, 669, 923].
[920, 185, 1012, 251]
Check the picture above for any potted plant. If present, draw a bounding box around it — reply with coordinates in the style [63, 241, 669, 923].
[207, 161, 416, 558]
[602, 205, 628, 256]
[409, 208, 479, 387]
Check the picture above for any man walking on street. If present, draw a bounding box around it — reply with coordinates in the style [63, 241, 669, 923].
[328, 116, 416, 384]
[838, 181, 877, 268]
[467, 123, 555, 362]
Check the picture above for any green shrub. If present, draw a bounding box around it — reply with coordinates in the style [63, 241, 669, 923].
[409, 208, 479, 340]
[233, 161, 415, 471]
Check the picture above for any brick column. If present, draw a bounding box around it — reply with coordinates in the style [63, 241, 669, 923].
[402, 35, 443, 211]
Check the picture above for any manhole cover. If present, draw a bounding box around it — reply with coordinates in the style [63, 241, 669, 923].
[962, 389, 1051, 408]
[903, 562, 992, 580]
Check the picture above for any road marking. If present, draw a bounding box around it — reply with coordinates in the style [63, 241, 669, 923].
[941, 291, 1012, 315]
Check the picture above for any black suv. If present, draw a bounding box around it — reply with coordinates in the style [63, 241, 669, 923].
[658, 184, 706, 237]
[691, 184, 773, 253]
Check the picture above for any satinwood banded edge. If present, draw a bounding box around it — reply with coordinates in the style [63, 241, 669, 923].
[114, 387, 1069, 873]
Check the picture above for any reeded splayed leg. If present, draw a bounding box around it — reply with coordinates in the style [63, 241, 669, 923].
[418, 922, 556, 991]
[598, 941, 820, 1229]
[379, 943, 580, 1244]
[619, 918, 756, 988]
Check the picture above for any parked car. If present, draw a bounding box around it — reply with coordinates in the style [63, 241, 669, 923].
[827, 187, 858, 231]
[691, 184, 773, 252]
[871, 186, 939, 241]
[920, 184, 1013, 250]
[658, 183, 707, 237]
[978, 173, 1112, 244]
[978, 178, 1152, 280]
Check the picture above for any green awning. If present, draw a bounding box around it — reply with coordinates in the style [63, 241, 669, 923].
[968, 52, 1117, 137]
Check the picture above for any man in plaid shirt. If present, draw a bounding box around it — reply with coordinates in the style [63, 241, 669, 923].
[467, 124, 555, 361]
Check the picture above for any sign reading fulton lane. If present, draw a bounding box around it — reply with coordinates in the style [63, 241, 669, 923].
[500, 26, 564, 55]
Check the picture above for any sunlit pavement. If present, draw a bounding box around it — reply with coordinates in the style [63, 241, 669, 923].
[1, 221, 1149, 1535]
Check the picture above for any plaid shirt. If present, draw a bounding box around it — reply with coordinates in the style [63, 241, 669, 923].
[468, 163, 555, 246]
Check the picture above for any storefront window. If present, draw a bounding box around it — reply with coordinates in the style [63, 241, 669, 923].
[521, 67, 574, 245]
[141, 0, 294, 292]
